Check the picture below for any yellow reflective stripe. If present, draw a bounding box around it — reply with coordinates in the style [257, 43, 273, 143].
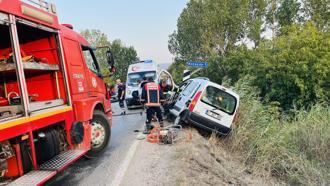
[145, 103, 161, 106]
[0, 107, 73, 130]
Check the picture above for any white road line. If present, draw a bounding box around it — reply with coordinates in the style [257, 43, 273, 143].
[110, 136, 141, 186]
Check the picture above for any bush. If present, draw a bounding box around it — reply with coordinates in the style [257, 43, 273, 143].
[225, 76, 330, 185]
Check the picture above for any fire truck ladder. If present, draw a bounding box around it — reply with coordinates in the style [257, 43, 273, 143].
[8, 150, 86, 186]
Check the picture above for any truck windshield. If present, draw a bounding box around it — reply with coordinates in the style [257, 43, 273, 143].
[127, 71, 156, 86]
[201, 86, 237, 115]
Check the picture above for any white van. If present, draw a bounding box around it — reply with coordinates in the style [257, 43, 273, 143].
[170, 78, 239, 134]
[125, 60, 175, 108]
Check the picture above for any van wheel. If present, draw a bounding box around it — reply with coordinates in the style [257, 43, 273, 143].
[87, 110, 111, 157]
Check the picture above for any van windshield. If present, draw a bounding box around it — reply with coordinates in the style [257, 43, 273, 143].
[201, 86, 237, 115]
[127, 71, 156, 86]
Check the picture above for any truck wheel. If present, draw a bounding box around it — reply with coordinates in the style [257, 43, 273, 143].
[87, 110, 111, 157]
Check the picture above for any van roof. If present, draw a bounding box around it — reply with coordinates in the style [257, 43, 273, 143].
[190, 78, 239, 99]
[209, 81, 239, 99]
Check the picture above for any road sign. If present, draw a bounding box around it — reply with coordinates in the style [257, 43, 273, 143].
[186, 61, 208, 68]
[143, 60, 153, 63]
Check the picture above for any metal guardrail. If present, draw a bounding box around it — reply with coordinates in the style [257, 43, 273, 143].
[21, 0, 57, 14]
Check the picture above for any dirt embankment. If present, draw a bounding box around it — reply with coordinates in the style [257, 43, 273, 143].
[121, 127, 281, 186]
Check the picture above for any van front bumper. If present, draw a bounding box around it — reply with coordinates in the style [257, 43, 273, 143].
[185, 112, 231, 135]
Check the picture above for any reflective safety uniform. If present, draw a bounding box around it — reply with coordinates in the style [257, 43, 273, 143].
[144, 82, 161, 106]
[141, 82, 164, 131]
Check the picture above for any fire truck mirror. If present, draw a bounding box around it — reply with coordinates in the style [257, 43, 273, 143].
[106, 50, 114, 67]
[106, 50, 116, 77]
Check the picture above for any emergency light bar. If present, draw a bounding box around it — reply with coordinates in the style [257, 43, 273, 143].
[21, 4, 54, 24]
[21, 0, 57, 14]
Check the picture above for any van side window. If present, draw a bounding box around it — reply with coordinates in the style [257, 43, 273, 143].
[182, 81, 199, 97]
[82, 47, 99, 74]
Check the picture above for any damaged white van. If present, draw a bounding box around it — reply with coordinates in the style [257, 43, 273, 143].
[170, 78, 239, 135]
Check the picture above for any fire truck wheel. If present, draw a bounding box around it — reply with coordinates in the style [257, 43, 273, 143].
[87, 110, 111, 157]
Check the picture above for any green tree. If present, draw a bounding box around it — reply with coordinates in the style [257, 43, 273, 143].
[265, 0, 302, 35]
[168, 0, 205, 61]
[169, 0, 330, 110]
[167, 58, 186, 83]
[80, 29, 139, 84]
[169, 0, 265, 83]
[302, 0, 330, 31]
[253, 23, 330, 109]
[80, 29, 110, 71]
[110, 39, 139, 82]
[276, 0, 301, 27]
[247, 0, 267, 47]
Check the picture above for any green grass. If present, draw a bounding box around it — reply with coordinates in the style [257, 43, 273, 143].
[224, 77, 330, 185]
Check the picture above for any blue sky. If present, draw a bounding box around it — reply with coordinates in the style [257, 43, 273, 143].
[50, 0, 188, 64]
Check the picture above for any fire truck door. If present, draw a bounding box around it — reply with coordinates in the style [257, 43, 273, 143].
[61, 38, 88, 98]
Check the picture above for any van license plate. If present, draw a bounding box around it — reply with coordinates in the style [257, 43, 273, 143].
[206, 110, 222, 120]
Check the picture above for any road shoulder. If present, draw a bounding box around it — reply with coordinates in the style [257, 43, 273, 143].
[121, 128, 281, 186]
[121, 139, 177, 186]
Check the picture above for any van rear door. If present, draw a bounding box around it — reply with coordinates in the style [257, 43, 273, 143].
[193, 84, 238, 128]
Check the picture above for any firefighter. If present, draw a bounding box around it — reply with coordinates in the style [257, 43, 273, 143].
[160, 78, 172, 93]
[116, 79, 126, 115]
[141, 77, 164, 134]
[159, 79, 173, 116]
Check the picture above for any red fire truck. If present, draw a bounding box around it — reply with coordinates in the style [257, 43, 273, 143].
[0, 0, 115, 185]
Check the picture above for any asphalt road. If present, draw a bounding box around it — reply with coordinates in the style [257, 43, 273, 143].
[47, 103, 145, 186]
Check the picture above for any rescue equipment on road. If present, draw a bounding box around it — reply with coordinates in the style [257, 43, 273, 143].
[146, 124, 192, 144]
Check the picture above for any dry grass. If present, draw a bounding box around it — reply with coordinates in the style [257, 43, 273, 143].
[171, 129, 279, 186]
[220, 78, 330, 185]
